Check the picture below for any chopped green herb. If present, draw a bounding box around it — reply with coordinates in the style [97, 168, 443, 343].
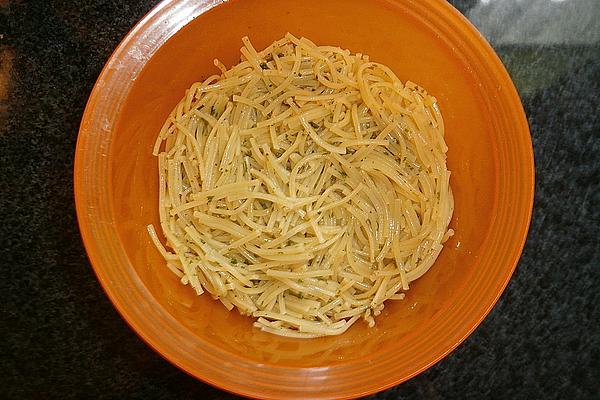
[230, 258, 238, 264]
[260, 62, 268, 70]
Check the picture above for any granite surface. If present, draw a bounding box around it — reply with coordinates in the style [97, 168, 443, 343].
[1, 0, 599, 399]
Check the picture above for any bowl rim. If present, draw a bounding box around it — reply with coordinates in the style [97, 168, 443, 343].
[74, 0, 535, 398]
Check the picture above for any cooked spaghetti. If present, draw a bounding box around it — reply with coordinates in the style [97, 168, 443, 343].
[148, 34, 454, 338]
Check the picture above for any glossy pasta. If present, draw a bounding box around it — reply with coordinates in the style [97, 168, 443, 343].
[148, 34, 454, 338]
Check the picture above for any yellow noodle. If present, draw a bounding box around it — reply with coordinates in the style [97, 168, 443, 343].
[148, 34, 453, 338]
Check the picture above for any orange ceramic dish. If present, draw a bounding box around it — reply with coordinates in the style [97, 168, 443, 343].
[74, 0, 534, 398]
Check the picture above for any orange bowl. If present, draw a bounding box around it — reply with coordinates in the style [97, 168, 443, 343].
[74, 0, 534, 398]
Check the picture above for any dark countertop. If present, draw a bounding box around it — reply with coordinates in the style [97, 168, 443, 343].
[1, 0, 598, 399]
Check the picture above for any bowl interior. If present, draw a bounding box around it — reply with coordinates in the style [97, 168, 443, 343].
[78, 0, 533, 397]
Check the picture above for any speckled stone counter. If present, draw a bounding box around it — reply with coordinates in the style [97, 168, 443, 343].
[1, 0, 598, 399]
